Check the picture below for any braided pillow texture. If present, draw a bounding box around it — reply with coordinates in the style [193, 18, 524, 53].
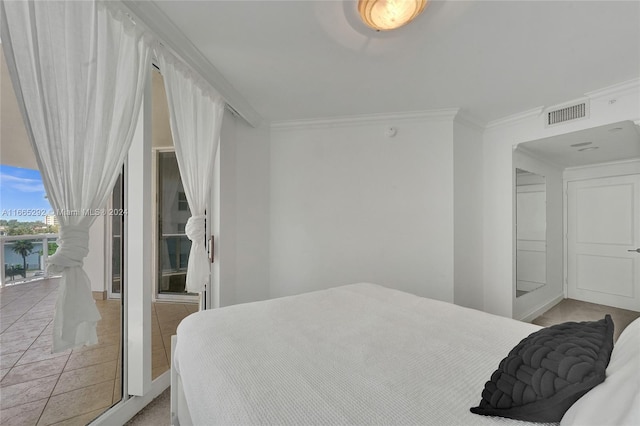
[471, 315, 614, 423]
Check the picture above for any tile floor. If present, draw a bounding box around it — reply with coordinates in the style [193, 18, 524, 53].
[0, 278, 197, 426]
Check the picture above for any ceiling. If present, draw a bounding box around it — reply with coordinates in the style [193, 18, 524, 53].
[2, 1, 639, 172]
[518, 120, 640, 169]
[148, 0, 640, 124]
[0, 50, 35, 169]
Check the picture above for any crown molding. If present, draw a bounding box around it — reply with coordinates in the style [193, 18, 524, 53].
[486, 78, 640, 131]
[119, 0, 262, 128]
[485, 106, 545, 130]
[271, 108, 460, 130]
[585, 78, 640, 100]
[453, 110, 486, 130]
[563, 157, 640, 174]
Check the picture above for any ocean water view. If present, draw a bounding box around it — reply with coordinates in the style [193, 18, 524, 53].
[1, 165, 58, 284]
[4, 240, 49, 269]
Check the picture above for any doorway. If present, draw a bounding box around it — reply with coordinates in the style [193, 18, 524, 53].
[514, 120, 640, 315]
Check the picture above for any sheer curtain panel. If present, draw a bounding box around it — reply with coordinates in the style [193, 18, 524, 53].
[0, 1, 151, 352]
[158, 51, 225, 293]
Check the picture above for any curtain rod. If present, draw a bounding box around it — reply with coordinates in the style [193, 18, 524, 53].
[151, 61, 240, 119]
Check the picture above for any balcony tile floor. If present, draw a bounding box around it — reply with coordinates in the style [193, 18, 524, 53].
[0, 279, 197, 425]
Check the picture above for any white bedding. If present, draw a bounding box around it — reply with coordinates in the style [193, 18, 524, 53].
[174, 283, 555, 425]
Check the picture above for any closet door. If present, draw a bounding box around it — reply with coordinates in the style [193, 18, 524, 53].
[567, 174, 640, 311]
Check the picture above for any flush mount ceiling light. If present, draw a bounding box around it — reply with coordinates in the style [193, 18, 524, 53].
[358, 0, 428, 31]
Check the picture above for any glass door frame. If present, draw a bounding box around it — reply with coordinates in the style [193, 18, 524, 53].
[94, 71, 158, 424]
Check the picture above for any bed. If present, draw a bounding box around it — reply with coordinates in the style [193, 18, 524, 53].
[170, 283, 639, 426]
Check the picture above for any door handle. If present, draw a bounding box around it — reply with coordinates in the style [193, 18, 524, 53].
[628, 248, 640, 253]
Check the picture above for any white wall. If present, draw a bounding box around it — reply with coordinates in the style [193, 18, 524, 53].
[269, 112, 455, 302]
[218, 113, 238, 307]
[234, 120, 271, 304]
[513, 149, 564, 320]
[216, 113, 271, 307]
[483, 80, 640, 318]
[453, 118, 484, 310]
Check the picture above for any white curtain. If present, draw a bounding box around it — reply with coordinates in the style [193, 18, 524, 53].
[0, 1, 151, 352]
[158, 51, 225, 293]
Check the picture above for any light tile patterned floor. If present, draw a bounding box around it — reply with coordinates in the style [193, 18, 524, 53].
[0, 278, 197, 426]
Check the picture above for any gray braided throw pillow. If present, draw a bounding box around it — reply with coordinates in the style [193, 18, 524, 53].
[470, 315, 614, 423]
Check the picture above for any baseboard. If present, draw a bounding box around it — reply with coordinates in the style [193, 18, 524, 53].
[519, 294, 565, 323]
[92, 291, 107, 300]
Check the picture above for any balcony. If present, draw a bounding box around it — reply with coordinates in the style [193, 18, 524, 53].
[1, 234, 59, 288]
[0, 277, 196, 424]
[1, 53, 202, 423]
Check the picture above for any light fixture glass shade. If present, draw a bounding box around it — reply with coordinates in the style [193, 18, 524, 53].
[358, 0, 428, 31]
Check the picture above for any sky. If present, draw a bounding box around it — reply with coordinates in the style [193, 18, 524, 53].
[0, 165, 53, 222]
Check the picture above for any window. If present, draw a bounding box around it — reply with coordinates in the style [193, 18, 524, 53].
[178, 191, 188, 211]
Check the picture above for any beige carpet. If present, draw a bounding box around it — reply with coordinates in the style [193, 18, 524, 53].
[125, 298, 640, 425]
[531, 298, 640, 341]
[124, 388, 170, 425]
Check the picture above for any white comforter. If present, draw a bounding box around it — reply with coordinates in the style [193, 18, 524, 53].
[174, 283, 552, 425]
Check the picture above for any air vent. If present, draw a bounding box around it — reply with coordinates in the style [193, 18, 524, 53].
[546, 101, 588, 127]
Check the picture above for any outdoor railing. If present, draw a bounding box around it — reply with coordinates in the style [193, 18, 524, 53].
[0, 233, 59, 287]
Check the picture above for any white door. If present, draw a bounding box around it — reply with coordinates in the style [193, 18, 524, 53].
[567, 174, 640, 311]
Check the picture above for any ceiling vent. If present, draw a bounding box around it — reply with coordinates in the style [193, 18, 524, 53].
[545, 101, 589, 127]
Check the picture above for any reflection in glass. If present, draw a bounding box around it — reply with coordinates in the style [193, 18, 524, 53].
[157, 151, 192, 295]
[515, 168, 547, 297]
[111, 172, 123, 295]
